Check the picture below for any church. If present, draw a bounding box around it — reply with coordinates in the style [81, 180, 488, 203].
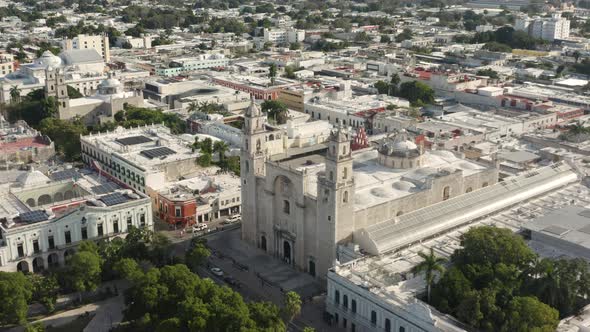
[240, 99, 499, 278]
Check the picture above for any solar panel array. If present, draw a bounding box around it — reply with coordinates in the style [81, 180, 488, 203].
[50, 169, 79, 181]
[99, 192, 131, 206]
[140, 147, 176, 159]
[115, 135, 152, 146]
[20, 210, 50, 224]
[91, 182, 119, 195]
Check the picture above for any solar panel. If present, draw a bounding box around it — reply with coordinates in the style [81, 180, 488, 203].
[140, 147, 176, 159]
[91, 183, 119, 195]
[115, 136, 152, 146]
[20, 210, 49, 224]
[99, 192, 131, 206]
[50, 169, 79, 181]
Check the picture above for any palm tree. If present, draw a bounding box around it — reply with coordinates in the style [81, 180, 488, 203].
[9, 85, 20, 104]
[188, 101, 199, 113]
[269, 63, 277, 85]
[411, 248, 446, 303]
[213, 141, 229, 165]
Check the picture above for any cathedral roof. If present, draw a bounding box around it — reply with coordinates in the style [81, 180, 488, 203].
[16, 168, 51, 187]
[35, 51, 62, 68]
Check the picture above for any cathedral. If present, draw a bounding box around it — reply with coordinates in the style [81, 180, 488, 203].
[240, 99, 499, 279]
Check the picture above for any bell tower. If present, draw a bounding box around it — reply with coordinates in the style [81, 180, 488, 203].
[241, 96, 268, 245]
[315, 126, 355, 277]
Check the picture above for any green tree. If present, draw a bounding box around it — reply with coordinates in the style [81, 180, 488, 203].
[476, 68, 500, 79]
[197, 153, 212, 167]
[0, 272, 32, 325]
[573, 50, 581, 63]
[399, 81, 435, 106]
[396, 28, 413, 42]
[249, 302, 286, 331]
[268, 63, 277, 85]
[188, 101, 199, 113]
[412, 248, 446, 303]
[185, 243, 210, 272]
[503, 296, 559, 332]
[28, 274, 59, 313]
[281, 291, 301, 323]
[213, 140, 229, 164]
[374, 80, 390, 95]
[67, 85, 83, 98]
[380, 35, 391, 43]
[389, 73, 400, 96]
[68, 250, 102, 302]
[261, 100, 289, 124]
[289, 42, 301, 50]
[24, 323, 45, 332]
[9, 85, 20, 103]
[38, 117, 88, 161]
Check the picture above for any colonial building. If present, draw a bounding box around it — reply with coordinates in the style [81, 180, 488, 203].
[241, 99, 499, 279]
[0, 167, 152, 273]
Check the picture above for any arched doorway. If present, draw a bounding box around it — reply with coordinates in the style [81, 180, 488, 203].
[53, 192, 63, 202]
[38, 194, 52, 206]
[47, 253, 59, 268]
[26, 198, 36, 207]
[309, 260, 316, 277]
[32, 257, 44, 273]
[64, 190, 74, 200]
[16, 261, 29, 273]
[64, 249, 75, 264]
[283, 241, 291, 265]
[260, 236, 267, 252]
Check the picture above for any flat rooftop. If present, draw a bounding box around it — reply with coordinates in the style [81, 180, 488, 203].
[81, 125, 196, 172]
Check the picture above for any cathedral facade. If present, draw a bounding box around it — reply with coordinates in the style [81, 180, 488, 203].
[241, 100, 499, 279]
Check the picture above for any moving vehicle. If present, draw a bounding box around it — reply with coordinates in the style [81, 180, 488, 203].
[210, 267, 224, 277]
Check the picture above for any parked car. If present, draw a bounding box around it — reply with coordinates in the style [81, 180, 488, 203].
[223, 214, 241, 224]
[193, 223, 208, 232]
[210, 267, 224, 277]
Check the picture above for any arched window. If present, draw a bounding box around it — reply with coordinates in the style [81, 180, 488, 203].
[466, 187, 472, 193]
[343, 295, 348, 309]
[342, 145, 346, 155]
[283, 200, 290, 214]
[397, 211, 403, 216]
[371, 310, 377, 326]
[351, 299, 357, 313]
[343, 191, 349, 203]
[443, 186, 450, 201]
[482, 182, 489, 188]
[385, 319, 391, 332]
[335, 290, 340, 304]
[343, 167, 348, 179]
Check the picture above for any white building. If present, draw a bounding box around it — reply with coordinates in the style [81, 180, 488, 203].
[328, 161, 582, 331]
[263, 27, 305, 45]
[515, 13, 570, 41]
[156, 54, 229, 77]
[62, 34, 111, 62]
[0, 167, 152, 273]
[116, 35, 152, 49]
[0, 53, 14, 78]
[80, 125, 203, 197]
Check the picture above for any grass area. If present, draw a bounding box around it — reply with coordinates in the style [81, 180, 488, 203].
[46, 314, 94, 332]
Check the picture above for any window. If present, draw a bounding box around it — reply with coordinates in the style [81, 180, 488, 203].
[343, 295, 348, 309]
[48, 236, 55, 249]
[399, 327, 405, 332]
[113, 220, 119, 233]
[175, 206, 182, 217]
[443, 186, 450, 201]
[283, 200, 290, 214]
[352, 323, 356, 332]
[81, 227, 88, 240]
[65, 231, 71, 244]
[351, 299, 357, 313]
[140, 214, 146, 227]
[97, 223, 103, 236]
[17, 243, 24, 257]
[371, 310, 377, 326]
[33, 240, 40, 254]
[343, 191, 349, 203]
[127, 215, 132, 229]
[385, 318, 391, 332]
[343, 167, 348, 179]
[335, 290, 340, 305]
[482, 182, 489, 188]
[466, 187, 473, 193]
[343, 318, 347, 328]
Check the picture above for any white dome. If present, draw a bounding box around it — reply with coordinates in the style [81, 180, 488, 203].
[99, 78, 122, 88]
[36, 51, 62, 68]
[16, 169, 50, 187]
[392, 140, 417, 151]
[370, 187, 393, 198]
[392, 181, 416, 191]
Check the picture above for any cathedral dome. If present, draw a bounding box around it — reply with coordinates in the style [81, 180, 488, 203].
[391, 140, 417, 152]
[36, 51, 62, 68]
[16, 169, 50, 187]
[392, 181, 416, 191]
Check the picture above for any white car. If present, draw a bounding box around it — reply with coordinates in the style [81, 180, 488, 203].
[210, 267, 224, 277]
[224, 215, 241, 224]
[193, 223, 208, 232]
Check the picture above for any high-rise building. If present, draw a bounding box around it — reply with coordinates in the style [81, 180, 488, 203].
[62, 34, 111, 62]
[515, 13, 570, 41]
